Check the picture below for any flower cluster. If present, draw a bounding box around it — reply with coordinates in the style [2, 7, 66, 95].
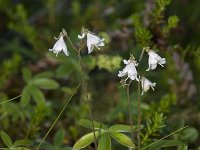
[118, 48, 166, 95]
[49, 27, 105, 56]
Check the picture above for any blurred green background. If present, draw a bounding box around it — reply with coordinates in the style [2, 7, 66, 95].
[0, 0, 200, 149]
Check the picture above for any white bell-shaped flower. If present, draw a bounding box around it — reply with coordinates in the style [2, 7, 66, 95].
[146, 50, 166, 71]
[118, 58, 139, 81]
[78, 28, 105, 54]
[141, 77, 156, 95]
[49, 36, 69, 57]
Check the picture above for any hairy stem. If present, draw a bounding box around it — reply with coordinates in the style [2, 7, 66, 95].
[136, 47, 146, 150]
[77, 52, 98, 150]
[126, 83, 134, 147]
[64, 29, 97, 149]
[62, 28, 78, 51]
[137, 77, 141, 150]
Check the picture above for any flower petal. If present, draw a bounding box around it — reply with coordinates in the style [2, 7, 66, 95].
[141, 77, 156, 95]
[49, 36, 69, 56]
[147, 50, 166, 71]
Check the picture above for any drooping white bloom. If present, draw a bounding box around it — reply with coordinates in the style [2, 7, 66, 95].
[141, 77, 156, 95]
[78, 28, 105, 54]
[118, 58, 139, 81]
[146, 50, 166, 71]
[49, 36, 69, 57]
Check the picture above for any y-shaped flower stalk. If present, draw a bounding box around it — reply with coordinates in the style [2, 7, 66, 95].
[62, 28, 98, 150]
[126, 81, 135, 145]
[137, 47, 146, 150]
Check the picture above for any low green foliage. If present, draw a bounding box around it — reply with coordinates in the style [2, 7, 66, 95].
[41, 128, 72, 150]
[21, 68, 59, 106]
[0, 131, 31, 149]
[74, 119, 139, 149]
[0, 0, 199, 149]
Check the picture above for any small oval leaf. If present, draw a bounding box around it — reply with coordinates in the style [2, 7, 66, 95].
[147, 140, 183, 150]
[73, 131, 100, 150]
[33, 71, 54, 79]
[98, 133, 111, 150]
[15, 147, 31, 150]
[109, 124, 144, 132]
[79, 119, 107, 130]
[20, 85, 32, 106]
[32, 78, 59, 90]
[30, 86, 45, 103]
[0, 131, 12, 147]
[179, 127, 199, 142]
[110, 132, 135, 148]
[178, 144, 188, 150]
[13, 139, 32, 147]
[53, 128, 65, 146]
[22, 67, 32, 83]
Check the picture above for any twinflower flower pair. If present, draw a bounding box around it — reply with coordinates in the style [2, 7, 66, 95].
[49, 27, 105, 56]
[118, 48, 166, 95]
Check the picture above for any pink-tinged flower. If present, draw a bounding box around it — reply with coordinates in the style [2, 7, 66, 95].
[49, 36, 69, 57]
[141, 77, 156, 95]
[118, 58, 139, 81]
[146, 50, 166, 71]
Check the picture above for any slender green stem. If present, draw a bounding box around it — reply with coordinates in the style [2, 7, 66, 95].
[64, 29, 97, 149]
[36, 84, 80, 150]
[126, 83, 134, 147]
[138, 48, 146, 64]
[62, 28, 79, 53]
[137, 77, 141, 150]
[141, 126, 188, 150]
[136, 47, 146, 150]
[0, 94, 21, 105]
[77, 52, 98, 150]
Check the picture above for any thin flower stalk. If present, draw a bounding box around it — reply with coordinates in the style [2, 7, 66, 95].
[137, 76, 141, 150]
[137, 47, 150, 150]
[77, 51, 98, 150]
[125, 81, 135, 145]
[62, 28, 98, 149]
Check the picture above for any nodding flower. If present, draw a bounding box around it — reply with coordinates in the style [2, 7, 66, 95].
[49, 32, 69, 57]
[141, 76, 156, 95]
[78, 27, 105, 54]
[118, 56, 139, 81]
[146, 49, 166, 71]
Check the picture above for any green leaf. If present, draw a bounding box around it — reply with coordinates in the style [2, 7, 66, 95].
[33, 71, 54, 79]
[22, 67, 32, 83]
[168, 15, 179, 28]
[30, 86, 45, 103]
[179, 127, 199, 142]
[55, 64, 74, 78]
[0, 131, 12, 147]
[98, 133, 111, 150]
[178, 144, 188, 150]
[147, 140, 183, 150]
[79, 119, 107, 130]
[13, 141, 30, 148]
[109, 124, 144, 133]
[32, 78, 59, 90]
[20, 85, 32, 106]
[15, 147, 31, 150]
[73, 131, 101, 150]
[110, 132, 135, 148]
[53, 128, 65, 146]
[13, 139, 32, 147]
